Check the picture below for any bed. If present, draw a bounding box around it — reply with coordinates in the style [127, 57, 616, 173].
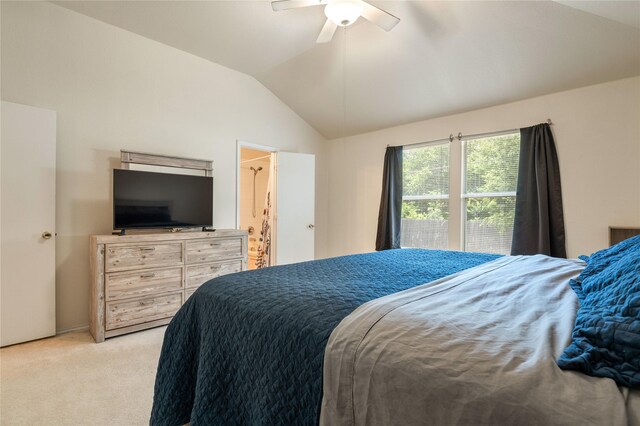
[151, 241, 640, 426]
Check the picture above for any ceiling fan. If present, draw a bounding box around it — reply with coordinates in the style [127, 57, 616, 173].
[271, 0, 400, 43]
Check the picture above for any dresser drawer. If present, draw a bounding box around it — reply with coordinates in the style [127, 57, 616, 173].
[106, 292, 182, 330]
[105, 242, 183, 272]
[105, 267, 183, 301]
[186, 238, 243, 263]
[186, 260, 243, 289]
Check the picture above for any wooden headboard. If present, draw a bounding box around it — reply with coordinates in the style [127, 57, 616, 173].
[609, 227, 640, 246]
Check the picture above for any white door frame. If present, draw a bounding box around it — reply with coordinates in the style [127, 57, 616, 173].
[236, 140, 278, 263]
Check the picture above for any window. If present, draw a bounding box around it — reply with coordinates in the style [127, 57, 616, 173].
[463, 134, 520, 254]
[401, 143, 449, 249]
[401, 132, 520, 255]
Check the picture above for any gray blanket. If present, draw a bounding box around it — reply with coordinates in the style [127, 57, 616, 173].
[321, 255, 639, 426]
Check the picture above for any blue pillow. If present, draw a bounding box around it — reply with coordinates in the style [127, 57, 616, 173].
[570, 235, 640, 301]
[558, 235, 640, 388]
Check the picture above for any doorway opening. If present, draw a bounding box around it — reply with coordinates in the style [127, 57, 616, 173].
[239, 146, 276, 270]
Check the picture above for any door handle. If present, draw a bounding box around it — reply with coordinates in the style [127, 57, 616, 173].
[308, 224, 315, 229]
[42, 231, 53, 240]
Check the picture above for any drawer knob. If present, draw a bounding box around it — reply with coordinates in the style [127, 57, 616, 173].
[140, 247, 155, 252]
[140, 273, 156, 279]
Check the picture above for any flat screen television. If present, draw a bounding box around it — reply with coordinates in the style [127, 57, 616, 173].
[113, 169, 213, 230]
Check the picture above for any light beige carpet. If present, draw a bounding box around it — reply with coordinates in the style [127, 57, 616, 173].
[0, 327, 166, 425]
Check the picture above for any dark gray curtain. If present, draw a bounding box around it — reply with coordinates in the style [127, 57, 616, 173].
[376, 146, 403, 251]
[511, 123, 566, 258]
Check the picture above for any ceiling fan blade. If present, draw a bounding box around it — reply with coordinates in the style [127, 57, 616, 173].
[271, 0, 327, 12]
[316, 19, 338, 43]
[360, 1, 400, 31]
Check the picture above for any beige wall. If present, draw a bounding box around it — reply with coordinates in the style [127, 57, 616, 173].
[1, 1, 329, 333]
[327, 76, 640, 259]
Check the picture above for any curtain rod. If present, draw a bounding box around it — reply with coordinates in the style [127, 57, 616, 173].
[388, 119, 553, 149]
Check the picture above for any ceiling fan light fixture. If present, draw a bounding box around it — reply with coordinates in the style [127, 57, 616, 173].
[324, 0, 363, 27]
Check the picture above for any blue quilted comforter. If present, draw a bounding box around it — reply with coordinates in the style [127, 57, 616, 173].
[151, 249, 500, 426]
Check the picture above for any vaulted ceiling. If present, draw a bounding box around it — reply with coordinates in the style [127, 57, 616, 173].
[55, 1, 640, 139]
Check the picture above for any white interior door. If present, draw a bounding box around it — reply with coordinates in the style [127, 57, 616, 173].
[276, 152, 315, 265]
[1, 101, 57, 347]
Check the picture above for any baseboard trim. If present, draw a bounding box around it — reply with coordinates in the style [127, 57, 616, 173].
[56, 324, 89, 335]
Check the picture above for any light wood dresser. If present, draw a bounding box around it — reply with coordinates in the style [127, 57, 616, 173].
[89, 230, 247, 343]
